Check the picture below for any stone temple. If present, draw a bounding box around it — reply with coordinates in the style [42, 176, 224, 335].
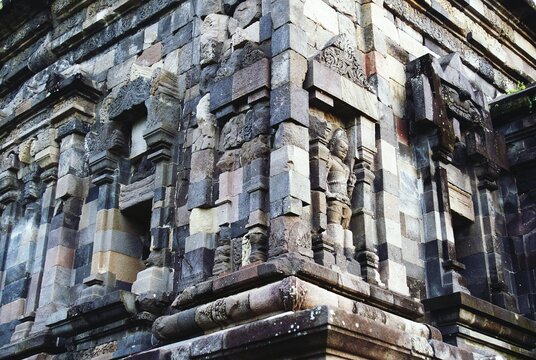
[0, 0, 535, 358]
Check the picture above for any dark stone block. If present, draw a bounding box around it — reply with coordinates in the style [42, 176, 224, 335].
[1, 278, 28, 305]
[210, 76, 233, 112]
[98, 182, 120, 210]
[5, 263, 27, 286]
[74, 243, 93, 268]
[116, 280, 132, 291]
[231, 218, 248, 238]
[270, 83, 309, 127]
[48, 227, 77, 249]
[187, 179, 214, 210]
[57, 119, 90, 139]
[151, 227, 171, 249]
[115, 31, 144, 65]
[0, 320, 19, 347]
[238, 192, 250, 220]
[157, 13, 172, 41]
[180, 248, 214, 283]
[259, 14, 272, 42]
[163, 22, 193, 56]
[153, 187, 166, 202]
[75, 264, 91, 285]
[86, 185, 99, 203]
[378, 242, 402, 262]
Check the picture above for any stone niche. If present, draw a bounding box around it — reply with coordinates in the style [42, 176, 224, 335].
[305, 34, 379, 277]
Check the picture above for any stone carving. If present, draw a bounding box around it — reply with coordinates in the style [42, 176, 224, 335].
[212, 237, 231, 275]
[279, 277, 307, 311]
[315, 35, 373, 92]
[193, 94, 217, 152]
[87, 123, 127, 156]
[231, 237, 242, 271]
[146, 69, 181, 129]
[326, 128, 356, 229]
[108, 77, 151, 120]
[246, 226, 267, 264]
[196, 298, 229, 328]
[0, 152, 20, 172]
[130, 155, 155, 183]
[440, 84, 482, 125]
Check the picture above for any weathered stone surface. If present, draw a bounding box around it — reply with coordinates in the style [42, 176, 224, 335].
[0, 0, 535, 359]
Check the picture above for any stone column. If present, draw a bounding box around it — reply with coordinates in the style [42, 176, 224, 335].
[0, 161, 23, 333]
[9, 167, 42, 340]
[268, 0, 312, 259]
[349, 116, 383, 285]
[82, 146, 143, 301]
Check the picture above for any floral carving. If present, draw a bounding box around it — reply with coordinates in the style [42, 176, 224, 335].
[316, 35, 373, 92]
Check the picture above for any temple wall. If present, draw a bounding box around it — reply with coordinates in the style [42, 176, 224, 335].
[0, 0, 535, 358]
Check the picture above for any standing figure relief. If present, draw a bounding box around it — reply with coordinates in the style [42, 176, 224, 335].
[326, 128, 356, 230]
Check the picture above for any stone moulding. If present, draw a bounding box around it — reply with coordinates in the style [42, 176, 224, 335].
[0, 74, 101, 136]
[135, 305, 477, 359]
[153, 276, 433, 343]
[119, 174, 155, 210]
[304, 35, 377, 122]
[424, 292, 536, 356]
[166, 254, 424, 331]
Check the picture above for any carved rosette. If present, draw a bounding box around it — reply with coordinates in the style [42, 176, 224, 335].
[279, 277, 307, 311]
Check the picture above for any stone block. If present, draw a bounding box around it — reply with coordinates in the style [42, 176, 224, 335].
[131, 266, 174, 294]
[303, 0, 339, 34]
[190, 208, 219, 234]
[185, 232, 218, 252]
[269, 170, 311, 204]
[190, 149, 215, 182]
[270, 0, 304, 29]
[271, 50, 308, 88]
[169, 4, 190, 30]
[379, 259, 409, 296]
[93, 230, 144, 257]
[273, 121, 309, 150]
[91, 251, 144, 283]
[56, 174, 84, 200]
[210, 76, 233, 111]
[247, 209, 268, 227]
[234, 0, 261, 28]
[232, 58, 270, 102]
[44, 246, 75, 271]
[270, 84, 309, 127]
[180, 248, 214, 284]
[271, 23, 308, 57]
[136, 43, 163, 66]
[259, 14, 272, 41]
[268, 216, 312, 257]
[187, 179, 214, 209]
[270, 145, 310, 177]
[196, 0, 223, 17]
[0, 299, 25, 323]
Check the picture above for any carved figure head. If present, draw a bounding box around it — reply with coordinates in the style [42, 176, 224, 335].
[328, 128, 349, 160]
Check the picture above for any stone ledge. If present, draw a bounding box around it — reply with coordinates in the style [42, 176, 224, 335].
[0, 332, 65, 360]
[490, 83, 536, 126]
[47, 290, 139, 338]
[138, 306, 472, 359]
[424, 292, 536, 350]
[173, 253, 424, 320]
[0, 74, 102, 135]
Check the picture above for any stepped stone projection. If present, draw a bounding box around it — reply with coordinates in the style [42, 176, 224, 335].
[0, 0, 536, 358]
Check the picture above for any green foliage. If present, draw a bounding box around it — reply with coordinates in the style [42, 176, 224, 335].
[506, 81, 527, 94]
